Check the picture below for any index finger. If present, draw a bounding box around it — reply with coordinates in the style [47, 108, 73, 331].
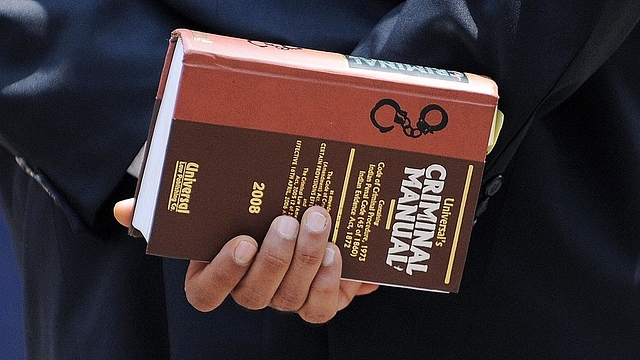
[185, 235, 258, 312]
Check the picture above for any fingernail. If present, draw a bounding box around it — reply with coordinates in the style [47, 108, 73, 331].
[234, 241, 257, 265]
[322, 246, 335, 266]
[276, 216, 299, 239]
[306, 211, 327, 232]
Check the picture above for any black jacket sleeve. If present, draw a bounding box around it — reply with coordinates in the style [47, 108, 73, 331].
[0, 1, 179, 229]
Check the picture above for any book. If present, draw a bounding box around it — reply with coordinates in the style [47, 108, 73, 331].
[130, 29, 501, 293]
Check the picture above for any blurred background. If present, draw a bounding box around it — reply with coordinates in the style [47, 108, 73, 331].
[1, 209, 26, 359]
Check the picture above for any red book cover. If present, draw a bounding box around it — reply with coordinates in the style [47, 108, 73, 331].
[131, 29, 500, 292]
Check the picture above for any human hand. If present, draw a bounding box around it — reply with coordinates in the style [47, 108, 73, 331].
[114, 199, 378, 323]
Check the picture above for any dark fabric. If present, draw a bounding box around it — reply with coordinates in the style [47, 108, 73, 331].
[353, 0, 640, 187]
[328, 25, 640, 358]
[0, 0, 180, 229]
[161, 258, 332, 359]
[0, 147, 169, 359]
[2, 1, 640, 359]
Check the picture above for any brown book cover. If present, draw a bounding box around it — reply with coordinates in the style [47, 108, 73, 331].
[131, 29, 500, 292]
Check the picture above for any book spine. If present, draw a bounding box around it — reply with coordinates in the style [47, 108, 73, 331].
[129, 37, 180, 238]
[173, 29, 499, 96]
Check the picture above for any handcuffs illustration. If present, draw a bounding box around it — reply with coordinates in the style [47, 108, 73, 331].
[370, 98, 448, 138]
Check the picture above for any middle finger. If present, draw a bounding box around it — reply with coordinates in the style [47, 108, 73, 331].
[270, 206, 331, 311]
[231, 215, 299, 309]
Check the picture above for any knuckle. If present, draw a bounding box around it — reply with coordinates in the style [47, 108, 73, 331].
[232, 287, 270, 310]
[210, 268, 239, 290]
[295, 247, 322, 266]
[261, 250, 291, 271]
[271, 287, 305, 311]
[309, 279, 335, 298]
[299, 307, 336, 324]
[185, 287, 218, 313]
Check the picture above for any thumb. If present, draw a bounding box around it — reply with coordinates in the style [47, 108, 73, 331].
[113, 198, 135, 227]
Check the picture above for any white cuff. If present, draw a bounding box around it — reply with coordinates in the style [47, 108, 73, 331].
[127, 144, 146, 178]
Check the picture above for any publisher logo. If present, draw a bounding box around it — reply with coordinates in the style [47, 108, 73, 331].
[168, 161, 199, 214]
[370, 98, 448, 138]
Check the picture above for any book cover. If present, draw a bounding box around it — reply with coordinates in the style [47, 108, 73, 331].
[131, 29, 500, 292]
